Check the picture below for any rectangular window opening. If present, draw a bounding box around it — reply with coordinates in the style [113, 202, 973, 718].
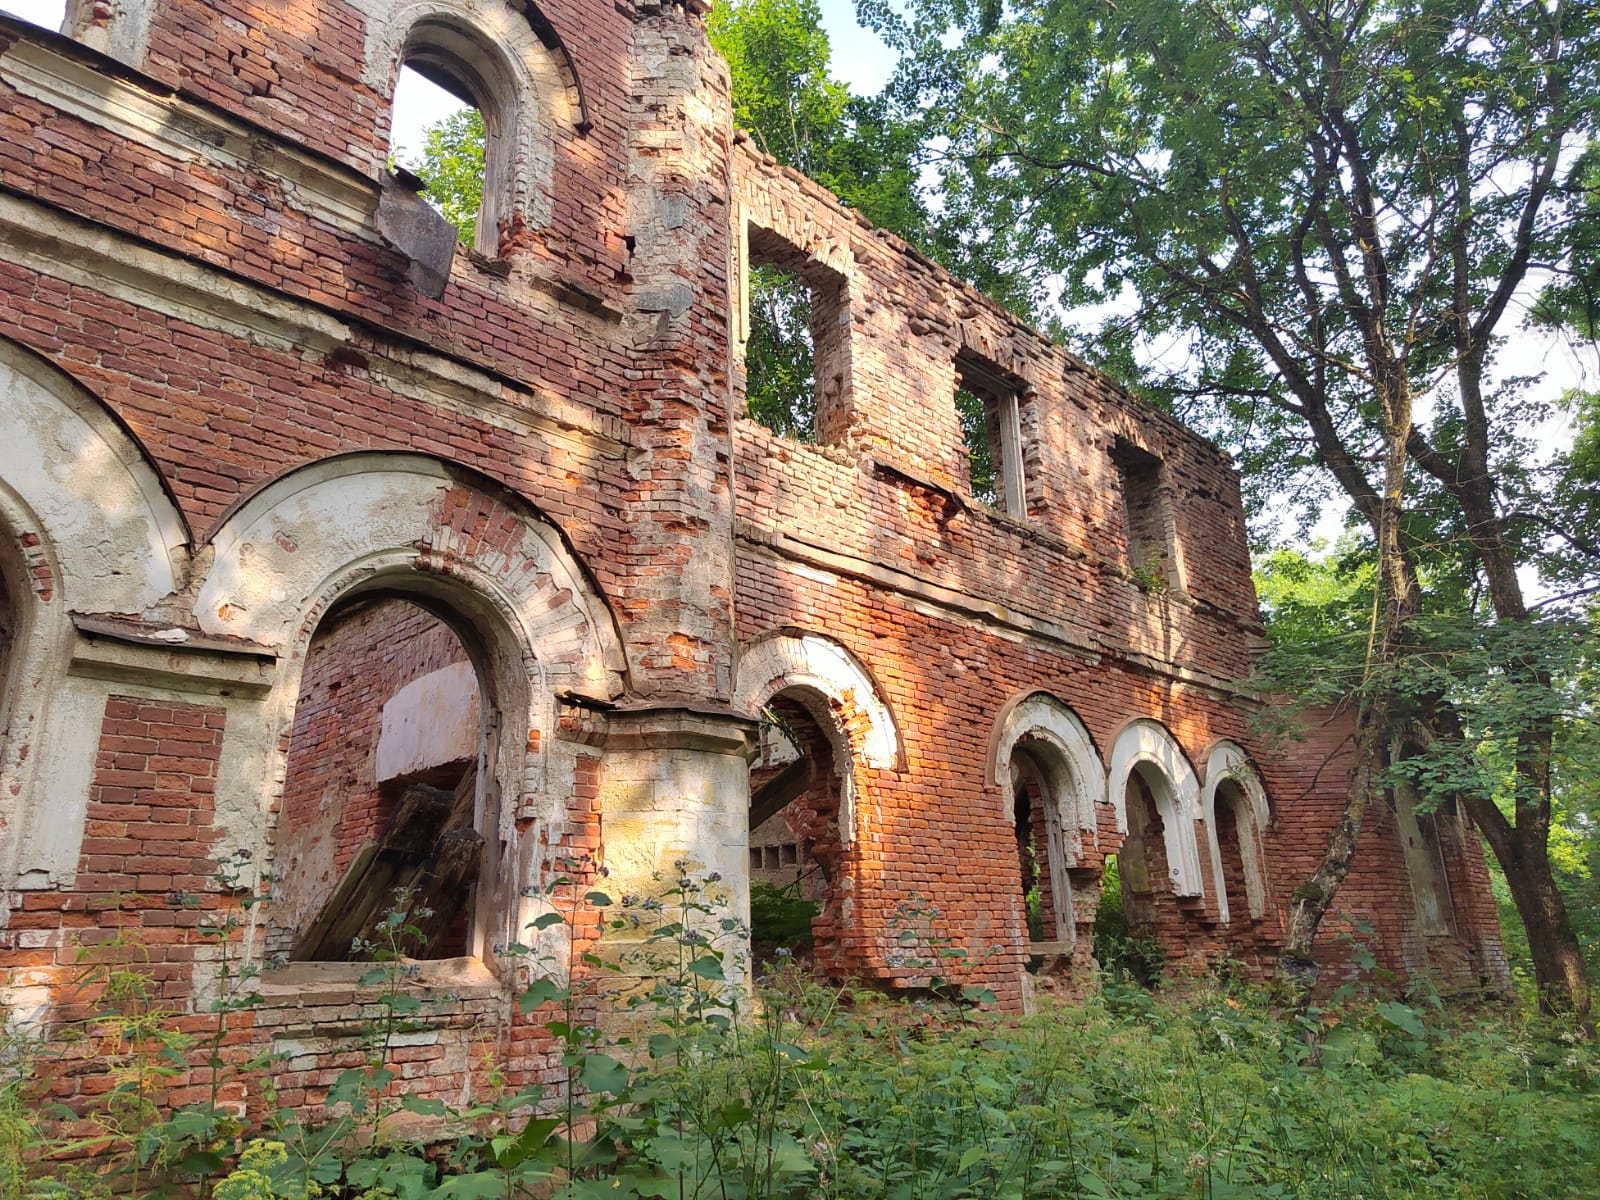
[955, 355, 1026, 516]
[745, 261, 817, 442]
[743, 225, 850, 446]
[1112, 439, 1174, 586]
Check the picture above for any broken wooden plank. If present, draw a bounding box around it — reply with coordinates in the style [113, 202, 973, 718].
[749, 757, 812, 830]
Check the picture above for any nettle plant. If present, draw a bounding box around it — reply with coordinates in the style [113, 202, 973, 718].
[196, 857, 824, 1200]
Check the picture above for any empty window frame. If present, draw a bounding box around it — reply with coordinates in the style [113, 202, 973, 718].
[1111, 438, 1176, 585]
[742, 225, 849, 444]
[391, 22, 508, 256]
[955, 355, 1026, 515]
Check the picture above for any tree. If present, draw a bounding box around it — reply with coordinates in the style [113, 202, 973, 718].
[869, 0, 1600, 1016]
[402, 107, 486, 248]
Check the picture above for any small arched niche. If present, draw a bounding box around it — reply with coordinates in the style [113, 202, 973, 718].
[273, 593, 492, 963]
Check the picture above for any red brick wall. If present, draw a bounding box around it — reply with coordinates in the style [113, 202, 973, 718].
[1, 695, 226, 1107]
[0, 0, 1507, 1132]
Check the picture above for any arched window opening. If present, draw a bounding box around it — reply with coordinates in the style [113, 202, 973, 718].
[1119, 768, 1165, 930]
[0, 527, 34, 781]
[748, 692, 848, 973]
[1008, 741, 1077, 963]
[272, 595, 491, 963]
[0, 558, 15, 685]
[1012, 751, 1050, 943]
[0, 553, 18, 742]
[1215, 781, 1252, 923]
[390, 24, 507, 256]
[1397, 787, 1458, 936]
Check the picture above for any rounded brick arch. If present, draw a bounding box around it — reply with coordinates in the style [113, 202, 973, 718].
[734, 632, 902, 846]
[0, 338, 188, 612]
[734, 633, 900, 768]
[363, 0, 584, 240]
[196, 453, 627, 959]
[1106, 718, 1208, 899]
[0, 337, 190, 889]
[198, 452, 625, 696]
[987, 691, 1104, 838]
[1202, 740, 1273, 923]
[987, 692, 1107, 946]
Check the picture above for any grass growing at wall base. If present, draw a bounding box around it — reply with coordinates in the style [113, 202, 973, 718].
[5, 871, 1598, 1199]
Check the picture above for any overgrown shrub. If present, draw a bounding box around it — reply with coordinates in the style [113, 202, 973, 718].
[7, 867, 1599, 1199]
[750, 880, 820, 965]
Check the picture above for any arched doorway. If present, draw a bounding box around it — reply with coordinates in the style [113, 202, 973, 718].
[272, 595, 492, 963]
[748, 689, 849, 970]
[735, 632, 901, 982]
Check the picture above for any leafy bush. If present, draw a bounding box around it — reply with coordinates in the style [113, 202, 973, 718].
[1092, 856, 1165, 988]
[750, 880, 820, 964]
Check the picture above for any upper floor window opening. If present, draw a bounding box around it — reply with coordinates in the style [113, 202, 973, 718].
[955, 354, 1026, 516]
[390, 21, 515, 257]
[1112, 437, 1177, 588]
[742, 224, 850, 445]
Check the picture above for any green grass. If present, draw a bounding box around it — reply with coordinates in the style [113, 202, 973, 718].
[7, 873, 1598, 1199]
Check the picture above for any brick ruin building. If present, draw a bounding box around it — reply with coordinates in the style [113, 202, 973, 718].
[0, 0, 1508, 1112]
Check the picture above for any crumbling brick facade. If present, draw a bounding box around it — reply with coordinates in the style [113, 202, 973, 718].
[0, 0, 1505, 1120]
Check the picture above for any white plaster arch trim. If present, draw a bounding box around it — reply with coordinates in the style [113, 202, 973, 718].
[1106, 718, 1208, 900]
[986, 692, 1105, 945]
[359, 0, 579, 239]
[0, 340, 189, 890]
[195, 454, 626, 963]
[197, 454, 625, 696]
[734, 634, 900, 769]
[1202, 740, 1272, 922]
[987, 691, 1103, 839]
[0, 339, 187, 613]
[734, 632, 902, 847]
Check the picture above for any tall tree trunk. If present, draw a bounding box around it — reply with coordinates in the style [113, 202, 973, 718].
[1278, 375, 1419, 991]
[1411, 387, 1594, 1020]
[1463, 789, 1593, 1025]
[1508, 849, 1594, 1025]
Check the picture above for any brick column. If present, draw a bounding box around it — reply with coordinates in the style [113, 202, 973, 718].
[618, 6, 739, 704]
